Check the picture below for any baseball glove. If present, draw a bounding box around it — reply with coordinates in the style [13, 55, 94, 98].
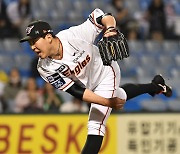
[97, 28, 129, 65]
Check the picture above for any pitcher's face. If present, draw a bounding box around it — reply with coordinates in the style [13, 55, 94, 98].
[29, 34, 53, 59]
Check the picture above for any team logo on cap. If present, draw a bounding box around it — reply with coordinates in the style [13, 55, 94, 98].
[26, 25, 34, 35]
[35, 30, 39, 34]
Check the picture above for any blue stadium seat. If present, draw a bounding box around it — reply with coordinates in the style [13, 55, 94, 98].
[90, 0, 106, 10]
[154, 66, 172, 78]
[169, 67, 180, 78]
[73, 0, 91, 13]
[55, 0, 72, 19]
[128, 40, 145, 54]
[162, 41, 179, 54]
[174, 54, 180, 67]
[121, 55, 140, 69]
[124, 100, 142, 112]
[0, 54, 15, 72]
[2, 38, 22, 53]
[39, 0, 56, 11]
[21, 42, 35, 57]
[144, 41, 163, 54]
[124, 94, 152, 112]
[158, 54, 174, 68]
[118, 56, 140, 77]
[14, 54, 32, 70]
[67, 10, 84, 22]
[167, 100, 180, 111]
[140, 54, 158, 67]
[140, 99, 168, 111]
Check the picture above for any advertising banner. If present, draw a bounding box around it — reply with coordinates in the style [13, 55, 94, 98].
[1, 113, 180, 154]
[0, 114, 117, 154]
[117, 113, 180, 154]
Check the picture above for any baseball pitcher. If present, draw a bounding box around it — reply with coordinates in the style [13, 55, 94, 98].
[20, 8, 172, 154]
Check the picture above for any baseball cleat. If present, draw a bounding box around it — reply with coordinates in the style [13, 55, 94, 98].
[152, 74, 172, 97]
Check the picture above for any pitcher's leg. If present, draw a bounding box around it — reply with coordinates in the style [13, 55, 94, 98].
[121, 74, 172, 100]
[81, 90, 113, 154]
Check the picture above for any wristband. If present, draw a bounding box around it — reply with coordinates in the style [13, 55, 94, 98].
[106, 26, 115, 31]
[104, 27, 117, 35]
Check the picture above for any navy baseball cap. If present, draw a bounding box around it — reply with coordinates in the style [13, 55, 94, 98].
[20, 20, 53, 43]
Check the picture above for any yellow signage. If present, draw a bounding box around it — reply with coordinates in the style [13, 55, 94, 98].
[0, 115, 118, 154]
[1, 113, 179, 154]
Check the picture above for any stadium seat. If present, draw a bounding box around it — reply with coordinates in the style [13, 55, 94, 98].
[140, 99, 168, 111]
[0, 54, 15, 72]
[14, 54, 32, 70]
[21, 42, 35, 57]
[170, 67, 180, 78]
[2, 38, 22, 53]
[55, 0, 72, 20]
[153, 67, 170, 78]
[120, 55, 140, 69]
[67, 10, 84, 22]
[144, 40, 163, 54]
[128, 40, 145, 54]
[90, 0, 106, 11]
[136, 66, 155, 79]
[73, 0, 90, 13]
[118, 56, 140, 77]
[174, 54, 180, 67]
[167, 100, 180, 111]
[162, 41, 179, 54]
[124, 100, 142, 112]
[140, 54, 158, 67]
[39, 0, 55, 11]
[158, 54, 174, 68]
[124, 94, 152, 112]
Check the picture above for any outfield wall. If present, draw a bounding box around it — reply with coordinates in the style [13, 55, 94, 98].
[0, 113, 179, 154]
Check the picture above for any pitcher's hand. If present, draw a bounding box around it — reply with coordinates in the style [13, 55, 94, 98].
[106, 97, 126, 110]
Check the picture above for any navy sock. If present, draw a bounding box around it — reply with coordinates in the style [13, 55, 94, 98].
[81, 135, 103, 154]
[121, 83, 158, 100]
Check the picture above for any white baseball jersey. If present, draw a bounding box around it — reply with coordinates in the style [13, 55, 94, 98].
[38, 8, 112, 91]
[37, 8, 126, 136]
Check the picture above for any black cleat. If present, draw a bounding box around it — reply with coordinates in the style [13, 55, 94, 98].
[151, 74, 172, 97]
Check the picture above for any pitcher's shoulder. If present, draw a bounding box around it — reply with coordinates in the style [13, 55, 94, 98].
[37, 58, 49, 67]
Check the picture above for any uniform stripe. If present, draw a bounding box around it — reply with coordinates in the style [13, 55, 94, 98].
[98, 66, 116, 135]
[110, 66, 116, 90]
[60, 81, 73, 91]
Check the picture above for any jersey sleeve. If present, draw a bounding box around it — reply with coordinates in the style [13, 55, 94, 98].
[68, 8, 105, 44]
[38, 66, 75, 92]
